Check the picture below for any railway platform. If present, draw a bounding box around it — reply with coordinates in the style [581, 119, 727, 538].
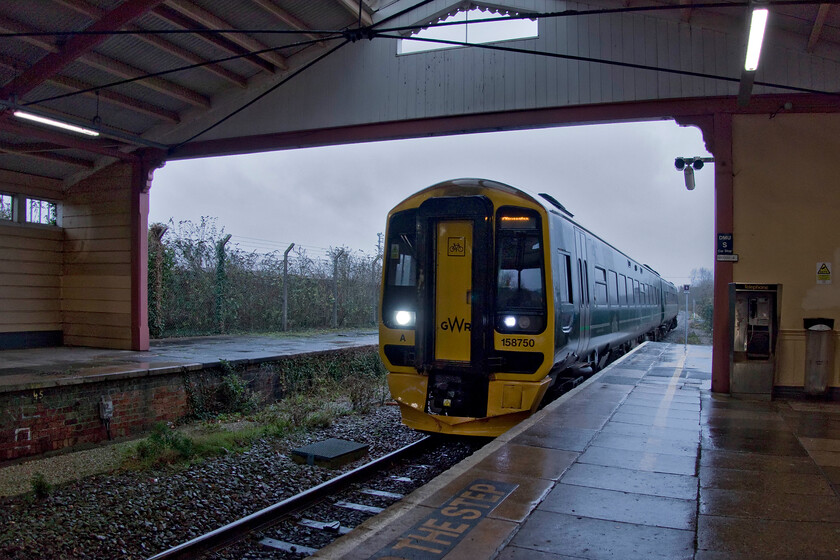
[0, 330, 378, 391]
[319, 342, 840, 560]
[0, 331, 377, 461]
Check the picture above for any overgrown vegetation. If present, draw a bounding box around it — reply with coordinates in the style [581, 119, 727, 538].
[125, 349, 389, 470]
[687, 267, 714, 335]
[147, 217, 382, 337]
[30, 472, 52, 500]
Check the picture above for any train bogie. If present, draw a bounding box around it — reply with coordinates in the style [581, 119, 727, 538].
[379, 179, 677, 436]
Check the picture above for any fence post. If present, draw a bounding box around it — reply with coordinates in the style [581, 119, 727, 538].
[283, 243, 295, 331]
[331, 248, 346, 328]
[215, 234, 232, 333]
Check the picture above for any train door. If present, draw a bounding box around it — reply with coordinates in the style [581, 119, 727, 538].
[434, 220, 472, 362]
[415, 196, 493, 418]
[575, 229, 591, 356]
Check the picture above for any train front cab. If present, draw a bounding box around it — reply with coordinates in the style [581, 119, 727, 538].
[379, 184, 556, 436]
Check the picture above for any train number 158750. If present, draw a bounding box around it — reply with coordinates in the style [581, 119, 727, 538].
[500, 338, 535, 348]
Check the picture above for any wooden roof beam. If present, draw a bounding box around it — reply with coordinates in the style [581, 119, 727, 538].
[54, 0, 248, 88]
[807, 4, 831, 53]
[0, 140, 95, 168]
[336, 0, 373, 26]
[0, 52, 180, 123]
[0, 13, 210, 109]
[164, 0, 289, 70]
[253, 0, 325, 45]
[0, 115, 137, 162]
[0, 0, 165, 100]
[150, 5, 276, 74]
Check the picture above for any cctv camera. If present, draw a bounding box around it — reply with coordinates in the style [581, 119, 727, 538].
[684, 166, 696, 190]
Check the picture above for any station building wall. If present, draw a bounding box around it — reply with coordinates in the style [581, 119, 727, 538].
[0, 171, 64, 348]
[732, 113, 840, 389]
[62, 163, 135, 349]
[0, 163, 139, 351]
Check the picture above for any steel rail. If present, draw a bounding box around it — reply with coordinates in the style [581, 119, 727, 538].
[147, 435, 432, 560]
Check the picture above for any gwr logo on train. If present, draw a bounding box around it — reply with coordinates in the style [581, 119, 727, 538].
[440, 316, 470, 332]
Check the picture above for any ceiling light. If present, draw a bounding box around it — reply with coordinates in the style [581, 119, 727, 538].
[744, 8, 769, 72]
[13, 110, 100, 137]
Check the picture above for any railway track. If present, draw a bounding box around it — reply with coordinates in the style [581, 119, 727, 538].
[148, 435, 486, 560]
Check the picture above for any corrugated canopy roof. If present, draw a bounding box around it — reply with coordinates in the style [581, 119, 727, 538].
[0, 0, 836, 187]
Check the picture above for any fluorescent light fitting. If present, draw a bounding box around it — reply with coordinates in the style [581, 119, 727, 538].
[13, 110, 99, 136]
[744, 8, 768, 72]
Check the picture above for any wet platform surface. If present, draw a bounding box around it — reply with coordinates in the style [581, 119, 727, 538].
[321, 342, 840, 560]
[0, 331, 377, 392]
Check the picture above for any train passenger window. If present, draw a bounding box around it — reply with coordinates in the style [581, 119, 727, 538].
[640, 284, 646, 304]
[554, 252, 572, 303]
[496, 233, 544, 309]
[626, 276, 633, 304]
[594, 266, 607, 305]
[618, 274, 627, 304]
[634, 280, 640, 303]
[609, 271, 619, 305]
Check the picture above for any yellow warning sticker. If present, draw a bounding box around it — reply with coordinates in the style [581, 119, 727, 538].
[817, 262, 832, 285]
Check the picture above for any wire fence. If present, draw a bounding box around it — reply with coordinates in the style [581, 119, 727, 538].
[148, 218, 382, 338]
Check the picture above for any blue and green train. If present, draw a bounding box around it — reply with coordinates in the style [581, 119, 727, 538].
[379, 179, 678, 436]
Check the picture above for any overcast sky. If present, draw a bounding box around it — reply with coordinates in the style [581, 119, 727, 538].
[149, 120, 714, 285]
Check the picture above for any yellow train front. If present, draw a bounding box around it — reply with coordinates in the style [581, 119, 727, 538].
[379, 178, 676, 437]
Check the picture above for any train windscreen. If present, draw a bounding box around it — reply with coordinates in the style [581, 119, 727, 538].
[495, 208, 545, 333]
[382, 210, 417, 328]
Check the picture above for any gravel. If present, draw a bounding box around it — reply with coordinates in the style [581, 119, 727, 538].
[0, 405, 429, 560]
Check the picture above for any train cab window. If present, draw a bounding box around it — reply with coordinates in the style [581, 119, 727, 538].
[497, 234, 544, 308]
[496, 208, 545, 333]
[383, 209, 418, 328]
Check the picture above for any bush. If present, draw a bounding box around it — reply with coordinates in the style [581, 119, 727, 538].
[148, 217, 382, 337]
[30, 472, 51, 499]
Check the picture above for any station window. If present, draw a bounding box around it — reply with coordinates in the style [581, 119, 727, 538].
[0, 193, 12, 221]
[399, 8, 538, 55]
[25, 197, 57, 226]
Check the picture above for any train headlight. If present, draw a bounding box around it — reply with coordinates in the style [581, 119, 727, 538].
[503, 316, 517, 328]
[395, 310, 415, 327]
[517, 316, 532, 329]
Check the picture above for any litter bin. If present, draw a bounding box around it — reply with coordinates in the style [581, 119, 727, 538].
[804, 318, 835, 396]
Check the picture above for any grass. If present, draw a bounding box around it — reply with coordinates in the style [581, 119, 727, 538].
[123, 347, 388, 471]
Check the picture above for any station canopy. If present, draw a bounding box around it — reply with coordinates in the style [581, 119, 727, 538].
[0, 1, 837, 186]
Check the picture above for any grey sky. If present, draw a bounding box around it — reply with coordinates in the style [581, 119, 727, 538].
[149, 120, 714, 285]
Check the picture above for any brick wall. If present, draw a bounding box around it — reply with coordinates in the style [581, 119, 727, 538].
[0, 346, 376, 462]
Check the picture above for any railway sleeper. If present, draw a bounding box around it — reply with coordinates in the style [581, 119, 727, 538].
[259, 538, 318, 555]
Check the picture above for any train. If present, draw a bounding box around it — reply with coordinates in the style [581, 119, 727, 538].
[378, 179, 679, 436]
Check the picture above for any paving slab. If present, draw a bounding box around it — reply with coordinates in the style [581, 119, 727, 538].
[560, 463, 698, 500]
[589, 432, 699, 457]
[700, 487, 840, 522]
[538, 483, 696, 530]
[510, 511, 695, 560]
